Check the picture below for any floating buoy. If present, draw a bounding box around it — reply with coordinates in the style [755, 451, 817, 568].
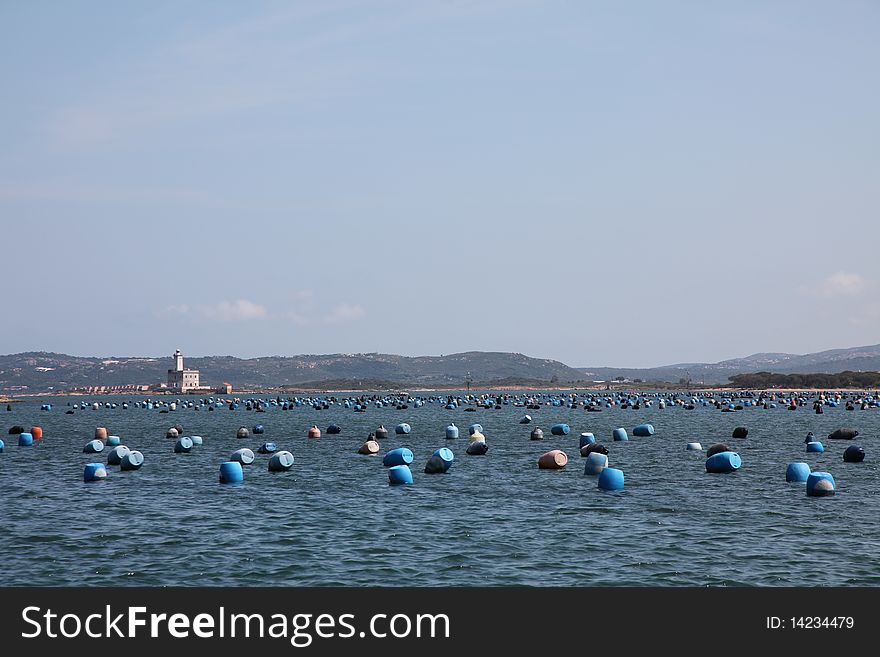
[106, 445, 130, 465]
[806, 472, 835, 497]
[326, 424, 341, 435]
[424, 448, 454, 474]
[632, 423, 654, 437]
[468, 423, 483, 435]
[94, 427, 108, 441]
[686, 442, 703, 451]
[383, 447, 414, 467]
[83, 439, 103, 453]
[445, 424, 459, 439]
[120, 450, 144, 471]
[257, 442, 278, 454]
[579, 432, 596, 447]
[538, 449, 568, 469]
[705, 451, 741, 473]
[253, 424, 265, 434]
[219, 461, 244, 483]
[83, 463, 108, 482]
[583, 452, 608, 475]
[231, 448, 255, 465]
[7, 425, 24, 435]
[358, 440, 380, 455]
[786, 462, 811, 482]
[598, 467, 624, 491]
[732, 427, 748, 439]
[530, 427, 544, 441]
[308, 425, 321, 439]
[519, 415, 532, 424]
[30, 426, 43, 441]
[843, 445, 865, 463]
[174, 436, 193, 453]
[16, 431, 34, 446]
[828, 428, 858, 440]
[806, 441, 825, 453]
[166, 428, 179, 439]
[612, 428, 628, 442]
[706, 443, 730, 458]
[395, 423, 411, 435]
[550, 423, 570, 436]
[268, 451, 295, 471]
[804, 432, 816, 444]
[236, 427, 249, 439]
[388, 464, 413, 485]
[469, 430, 486, 443]
[375, 425, 389, 440]
[580, 443, 608, 457]
[466, 441, 489, 455]
[105, 435, 121, 447]
[0, 439, 4, 452]
[41, 404, 52, 411]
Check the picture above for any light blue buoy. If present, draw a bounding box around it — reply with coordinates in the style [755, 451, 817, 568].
[0, 438, 4, 452]
[598, 467, 624, 490]
[466, 441, 489, 455]
[83, 439, 103, 453]
[383, 447, 414, 467]
[388, 464, 413, 485]
[806, 471, 835, 497]
[83, 462, 108, 482]
[231, 448, 255, 465]
[612, 428, 628, 442]
[219, 461, 244, 483]
[705, 451, 742, 473]
[106, 435, 121, 447]
[686, 442, 702, 451]
[551, 423, 570, 436]
[268, 451, 295, 471]
[633, 423, 655, 437]
[395, 423, 411, 435]
[579, 432, 596, 447]
[468, 423, 483, 435]
[424, 447, 454, 474]
[174, 436, 194, 453]
[19, 432, 34, 447]
[584, 452, 608, 475]
[445, 424, 459, 439]
[190, 435, 203, 446]
[257, 442, 278, 454]
[786, 462, 811, 482]
[806, 441, 825, 453]
[120, 450, 144, 471]
[106, 445, 130, 465]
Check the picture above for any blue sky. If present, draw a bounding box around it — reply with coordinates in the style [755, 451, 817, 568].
[1, 0, 878, 367]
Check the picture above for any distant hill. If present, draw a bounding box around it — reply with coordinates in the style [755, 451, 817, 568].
[0, 351, 587, 393]
[578, 344, 880, 384]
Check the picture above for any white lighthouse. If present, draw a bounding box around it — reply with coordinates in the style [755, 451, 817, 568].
[167, 349, 201, 393]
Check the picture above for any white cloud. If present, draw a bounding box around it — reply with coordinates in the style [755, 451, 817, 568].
[163, 304, 190, 315]
[801, 272, 867, 298]
[199, 299, 268, 322]
[324, 303, 366, 324]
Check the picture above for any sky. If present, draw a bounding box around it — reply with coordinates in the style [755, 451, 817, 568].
[1, 0, 878, 367]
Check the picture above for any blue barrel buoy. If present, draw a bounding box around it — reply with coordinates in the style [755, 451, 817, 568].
[388, 464, 413, 485]
[786, 462, 811, 482]
[18, 432, 34, 447]
[268, 451, 295, 471]
[231, 448, 255, 465]
[584, 452, 608, 475]
[598, 467, 624, 491]
[425, 448, 454, 474]
[253, 424, 265, 434]
[190, 435, 203, 446]
[257, 442, 278, 454]
[395, 423, 411, 435]
[445, 424, 459, 439]
[633, 423, 654, 437]
[806, 441, 825, 453]
[686, 442, 702, 451]
[383, 447, 414, 467]
[806, 472, 835, 497]
[84, 462, 108, 482]
[106, 445, 130, 465]
[519, 415, 532, 424]
[579, 432, 596, 447]
[219, 461, 244, 483]
[466, 441, 489, 455]
[843, 445, 865, 463]
[174, 436, 193, 453]
[612, 428, 628, 442]
[83, 438, 103, 453]
[0, 438, 4, 452]
[468, 423, 483, 435]
[120, 451, 144, 471]
[705, 451, 742, 473]
[106, 435, 121, 447]
[551, 423, 570, 436]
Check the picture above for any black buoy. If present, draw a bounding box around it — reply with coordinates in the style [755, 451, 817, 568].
[843, 445, 865, 463]
[706, 443, 730, 458]
[732, 427, 748, 439]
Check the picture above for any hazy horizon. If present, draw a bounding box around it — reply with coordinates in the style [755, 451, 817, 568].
[3, 1, 878, 368]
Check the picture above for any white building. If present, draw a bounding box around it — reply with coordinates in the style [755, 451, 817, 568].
[167, 349, 201, 393]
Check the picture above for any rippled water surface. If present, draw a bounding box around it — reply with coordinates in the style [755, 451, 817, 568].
[2, 394, 878, 586]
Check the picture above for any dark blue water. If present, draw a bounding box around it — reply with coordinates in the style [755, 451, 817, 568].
[2, 394, 878, 586]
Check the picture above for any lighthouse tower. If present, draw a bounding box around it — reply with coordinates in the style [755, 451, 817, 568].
[167, 349, 200, 392]
[174, 349, 184, 372]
